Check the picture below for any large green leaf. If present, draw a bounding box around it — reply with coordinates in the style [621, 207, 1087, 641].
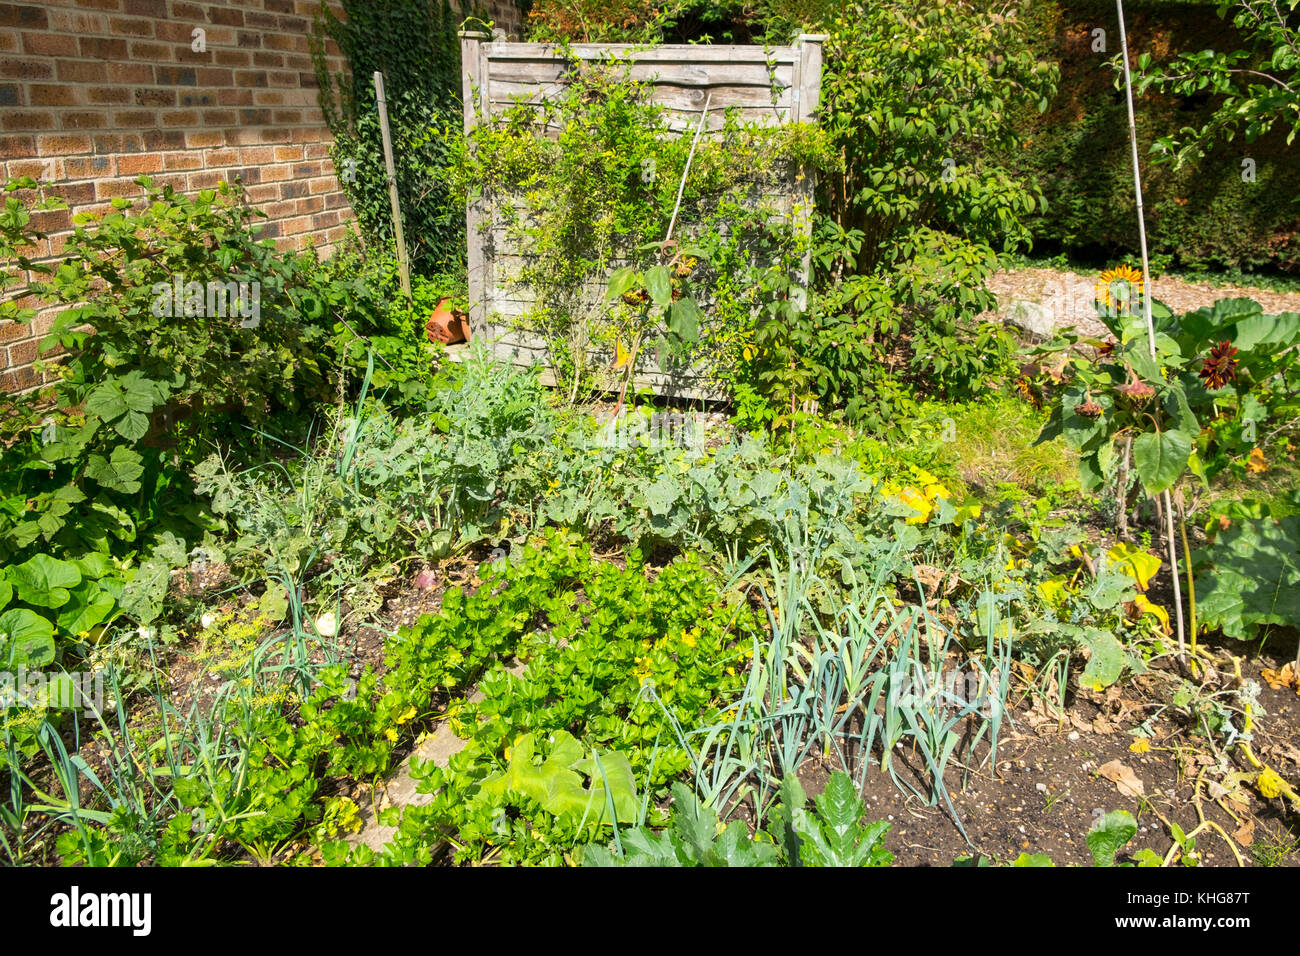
[7, 554, 82, 609]
[1078, 629, 1126, 691]
[1132, 429, 1192, 494]
[1195, 516, 1300, 642]
[0, 608, 56, 668]
[792, 771, 893, 867]
[481, 731, 638, 825]
[84, 445, 145, 494]
[1086, 810, 1137, 867]
[667, 298, 702, 344]
[57, 580, 116, 636]
[645, 266, 672, 309]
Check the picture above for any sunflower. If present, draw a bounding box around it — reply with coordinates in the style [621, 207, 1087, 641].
[1199, 340, 1239, 390]
[1095, 264, 1144, 315]
[1014, 375, 1041, 409]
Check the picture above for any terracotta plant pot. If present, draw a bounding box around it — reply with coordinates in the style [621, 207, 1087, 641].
[425, 298, 470, 345]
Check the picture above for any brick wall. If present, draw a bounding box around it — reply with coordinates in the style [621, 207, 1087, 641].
[0, 0, 525, 393]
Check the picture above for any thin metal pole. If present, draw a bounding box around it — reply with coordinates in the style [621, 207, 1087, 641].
[1116, 0, 1186, 659]
[374, 71, 412, 302]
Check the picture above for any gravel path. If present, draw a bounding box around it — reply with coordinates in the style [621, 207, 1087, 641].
[986, 266, 1300, 337]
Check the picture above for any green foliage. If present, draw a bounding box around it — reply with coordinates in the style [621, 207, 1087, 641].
[1134, 1, 1300, 166]
[583, 771, 893, 867]
[804, 1, 1057, 429]
[1086, 809, 1160, 867]
[1007, 1, 1300, 273]
[1032, 295, 1300, 500]
[1194, 514, 1300, 644]
[310, 0, 466, 275]
[789, 771, 894, 867]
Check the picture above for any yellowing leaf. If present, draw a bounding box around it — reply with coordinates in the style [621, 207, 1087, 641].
[1106, 542, 1161, 592]
[1128, 738, 1151, 754]
[1133, 593, 1171, 635]
[1035, 577, 1069, 608]
[613, 340, 631, 369]
[1257, 768, 1285, 799]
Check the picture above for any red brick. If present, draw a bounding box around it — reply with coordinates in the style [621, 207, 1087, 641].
[95, 178, 147, 200]
[2, 111, 54, 131]
[123, 0, 165, 15]
[56, 60, 110, 84]
[203, 147, 239, 166]
[92, 132, 143, 153]
[115, 153, 162, 175]
[0, 4, 48, 29]
[0, 57, 53, 80]
[63, 111, 111, 130]
[30, 84, 82, 107]
[2, 365, 42, 392]
[184, 130, 222, 148]
[141, 130, 183, 150]
[106, 62, 152, 84]
[21, 32, 76, 57]
[112, 110, 158, 128]
[163, 150, 202, 171]
[162, 110, 200, 127]
[187, 170, 222, 189]
[64, 155, 115, 177]
[109, 16, 154, 37]
[80, 37, 128, 59]
[6, 338, 42, 368]
[35, 133, 92, 155]
[128, 41, 172, 61]
[135, 88, 177, 107]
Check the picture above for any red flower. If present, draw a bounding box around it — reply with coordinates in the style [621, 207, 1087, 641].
[1199, 340, 1239, 390]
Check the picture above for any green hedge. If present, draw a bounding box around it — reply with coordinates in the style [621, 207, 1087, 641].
[1013, 0, 1300, 273]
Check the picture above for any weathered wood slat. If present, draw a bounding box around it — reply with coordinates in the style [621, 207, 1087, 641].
[489, 80, 791, 110]
[485, 59, 793, 88]
[484, 43, 801, 63]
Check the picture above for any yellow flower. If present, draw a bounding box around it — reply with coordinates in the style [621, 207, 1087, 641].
[1095, 264, 1144, 314]
[1129, 738, 1151, 754]
[681, 628, 698, 648]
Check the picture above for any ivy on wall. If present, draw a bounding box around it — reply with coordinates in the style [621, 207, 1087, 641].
[310, 0, 469, 276]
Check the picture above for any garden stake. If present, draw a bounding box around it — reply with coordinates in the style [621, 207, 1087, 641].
[614, 93, 713, 418]
[374, 71, 412, 303]
[1116, 0, 1186, 660]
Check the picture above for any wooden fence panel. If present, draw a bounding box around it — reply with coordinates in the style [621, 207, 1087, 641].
[459, 32, 826, 398]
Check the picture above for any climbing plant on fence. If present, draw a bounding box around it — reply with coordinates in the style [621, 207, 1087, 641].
[310, 0, 468, 276]
[454, 56, 835, 406]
